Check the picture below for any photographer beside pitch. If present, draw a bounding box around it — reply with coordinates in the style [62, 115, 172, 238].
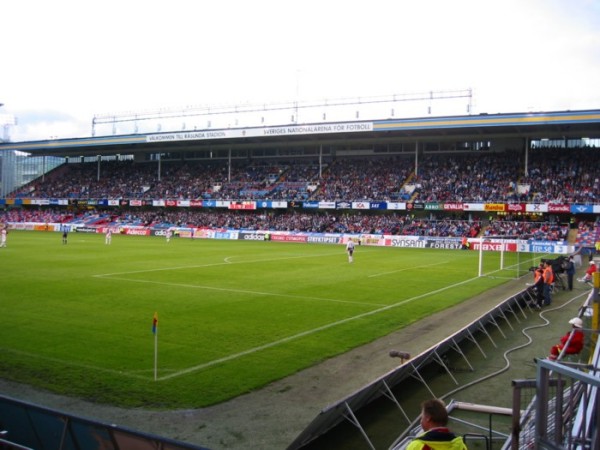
[542, 260, 554, 306]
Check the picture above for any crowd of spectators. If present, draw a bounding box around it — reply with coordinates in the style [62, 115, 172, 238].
[0, 207, 573, 241]
[484, 217, 569, 240]
[412, 152, 521, 203]
[4, 147, 600, 241]
[8, 147, 600, 204]
[520, 148, 600, 204]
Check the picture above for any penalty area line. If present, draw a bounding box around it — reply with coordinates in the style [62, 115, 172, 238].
[159, 272, 486, 381]
[368, 261, 449, 278]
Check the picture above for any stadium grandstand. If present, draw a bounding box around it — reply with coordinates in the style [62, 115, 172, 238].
[2, 108, 600, 243]
[1, 104, 600, 449]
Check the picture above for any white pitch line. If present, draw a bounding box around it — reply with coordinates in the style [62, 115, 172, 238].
[93, 250, 344, 277]
[367, 260, 449, 278]
[97, 276, 387, 307]
[1, 347, 148, 380]
[159, 272, 486, 381]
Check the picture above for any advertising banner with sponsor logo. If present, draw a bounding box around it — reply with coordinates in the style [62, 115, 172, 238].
[75, 226, 98, 233]
[547, 204, 570, 214]
[443, 203, 464, 212]
[426, 238, 463, 250]
[484, 203, 505, 212]
[270, 234, 308, 243]
[506, 203, 526, 213]
[468, 238, 526, 252]
[319, 201, 336, 210]
[386, 202, 406, 210]
[145, 122, 373, 143]
[526, 203, 548, 213]
[307, 235, 340, 244]
[10, 222, 38, 231]
[122, 227, 150, 236]
[177, 229, 194, 238]
[571, 204, 594, 214]
[151, 229, 173, 237]
[239, 232, 267, 241]
[463, 203, 485, 211]
[8, 221, 573, 256]
[191, 228, 216, 239]
[520, 241, 569, 254]
[384, 236, 463, 249]
[352, 201, 370, 210]
[216, 230, 238, 240]
[302, 201, 320, 209]
[229, 201, 257, 210]
[256, 201, 287, 209]
[32, 224, 53, 231]
[30, 199, 50, 205]
[384, 236, 427, 248]
[408, 202, 425, 211]
[360, 234, 386, 246]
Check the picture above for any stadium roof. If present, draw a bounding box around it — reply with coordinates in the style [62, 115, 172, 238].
[2, 109, 600, 158]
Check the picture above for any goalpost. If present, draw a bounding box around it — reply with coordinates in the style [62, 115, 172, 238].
[476, 235, 542, 279]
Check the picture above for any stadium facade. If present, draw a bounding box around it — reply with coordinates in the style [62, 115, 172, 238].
[1, 108, 599, 210]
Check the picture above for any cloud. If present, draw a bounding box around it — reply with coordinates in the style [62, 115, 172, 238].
[2, 0, 600, 141]
[9, 109, 90, 142]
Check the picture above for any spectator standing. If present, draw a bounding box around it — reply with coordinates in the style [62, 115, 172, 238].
[406, 399, 467, 450]
[565, 256, 575, 290]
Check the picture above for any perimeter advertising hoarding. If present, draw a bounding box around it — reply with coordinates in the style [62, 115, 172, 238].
[1, 194, 591, 213]
[270, 234, 308, 243]
[384, 236, 463, 249]
[239, 232, 267, 241]
[4, 222, 570, 254]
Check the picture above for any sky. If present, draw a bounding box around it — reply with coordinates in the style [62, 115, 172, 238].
[1, 0, 600, 142]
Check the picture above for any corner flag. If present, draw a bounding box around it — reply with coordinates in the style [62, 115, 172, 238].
[152, 312, 158, 381]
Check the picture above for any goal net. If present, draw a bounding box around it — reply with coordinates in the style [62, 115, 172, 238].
[474, 236, 549, 279]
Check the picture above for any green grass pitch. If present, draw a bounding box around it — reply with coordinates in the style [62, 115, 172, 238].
[0, 230, 529, 409]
